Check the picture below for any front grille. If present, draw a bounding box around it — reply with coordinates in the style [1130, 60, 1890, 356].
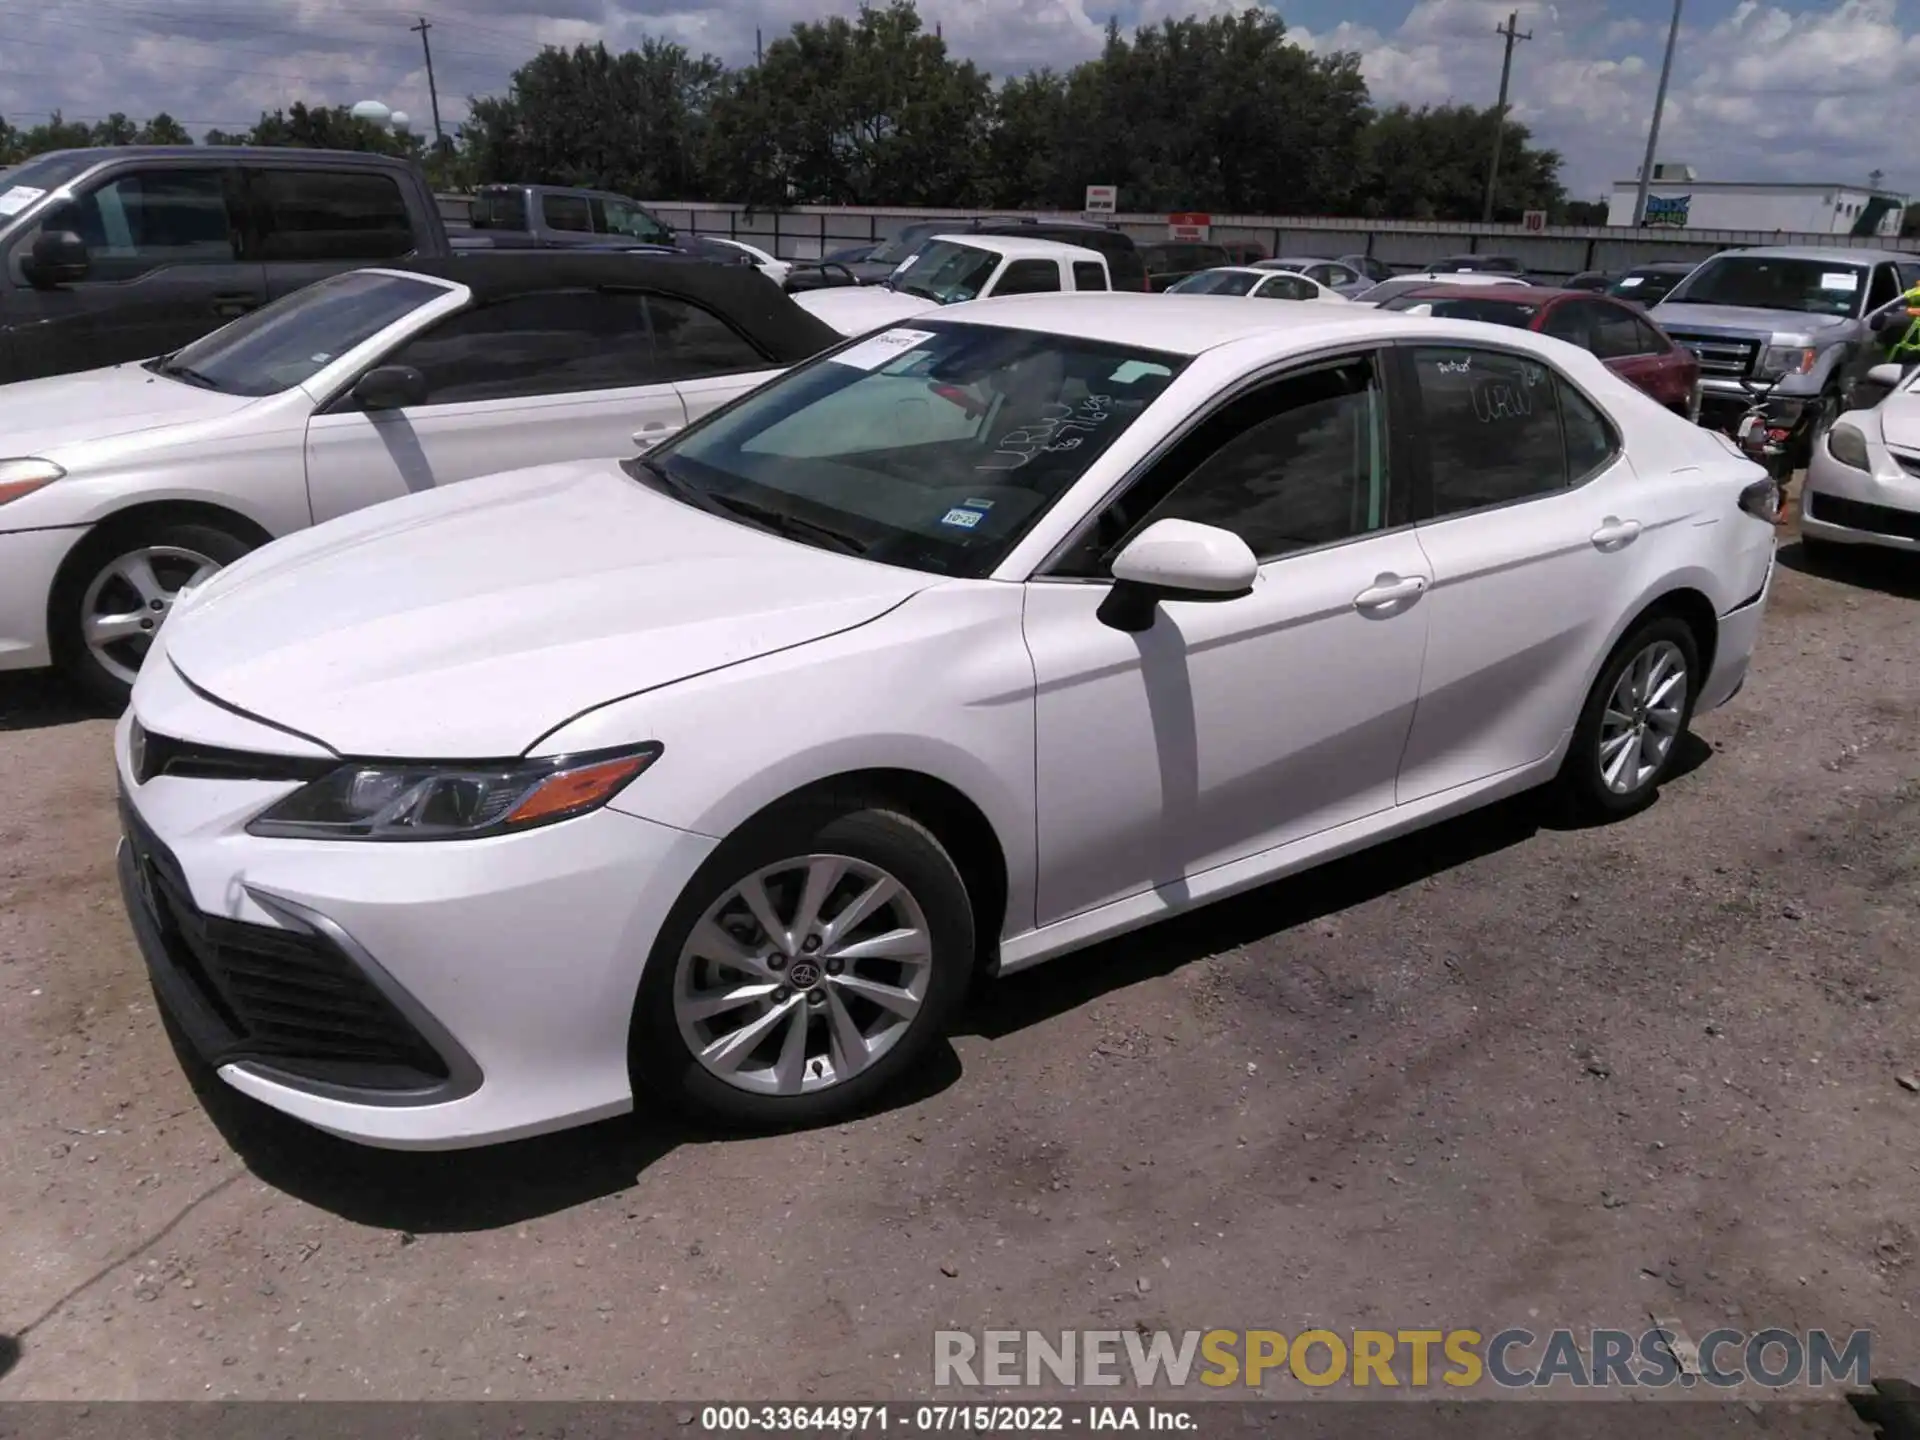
[1804, 492, 1920, 542]
[131, 720, 337, 785]
[1665, 331, 1759, 379]
[1894, 450, 1920, 481]
[121, 799, 449, 1092]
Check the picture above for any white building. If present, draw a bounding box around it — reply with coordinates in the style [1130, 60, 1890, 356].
[1605, 168, 1908, 236]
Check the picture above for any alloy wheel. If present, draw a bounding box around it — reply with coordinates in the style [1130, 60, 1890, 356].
[672, 854, 933, 1096]
[80, 545, 223, 687]
[1597, 639, 1688, 795]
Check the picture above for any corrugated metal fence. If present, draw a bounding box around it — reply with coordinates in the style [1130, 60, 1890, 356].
[433, 195, 1919, 279]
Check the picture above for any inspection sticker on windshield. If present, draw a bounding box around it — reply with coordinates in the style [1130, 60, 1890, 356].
[1820, 272, 1859, 291]
[829, 328, 938, 371]
[0, 185, 46, 216]
[940, 507, 986, 529]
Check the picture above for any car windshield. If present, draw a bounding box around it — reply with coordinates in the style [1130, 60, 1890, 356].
[1381, 295, 1539, 324]
[1169, 270, 1259, 296]
[1665, 257, 1867, 317]
[890, 241, 1002, 303]
[149, 270, 448, 397]
[0, 150, 97, 207]
[868, 224, 944, 265]
[600, 197, 674, 244]
[630, 320, 1189, 579]
[1609, 268, 1688, 304]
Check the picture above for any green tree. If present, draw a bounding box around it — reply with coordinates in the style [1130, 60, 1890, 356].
[1358, 103, 1563, 222]
[135, 113, 194, 146]
[235, 102, 422, 157]
[89, 112, 138, 146]
[704, 0, 991, 207]
[462, 38, 723, 198]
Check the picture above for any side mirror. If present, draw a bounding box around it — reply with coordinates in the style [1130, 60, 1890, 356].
[1097, 518, 1258, 633]
[25, 229, 90, 288]
[1865, 362, 1905, 390]
[352, 364, 428, 411]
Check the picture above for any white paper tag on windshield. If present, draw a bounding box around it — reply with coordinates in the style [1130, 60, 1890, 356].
[0, 185, 46, 216]
[828, 327, 937, 371]
[1819, 271, 1859, 291]
[1616, 275, 1644, 288]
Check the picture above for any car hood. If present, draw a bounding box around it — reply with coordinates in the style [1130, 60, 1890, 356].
[1649, 303, 1852, 340]
[0, 362, 254, 457]
[162, 460, 934, 758]
[1878, 392, 1920, 451]
[792, 286, 940, 336]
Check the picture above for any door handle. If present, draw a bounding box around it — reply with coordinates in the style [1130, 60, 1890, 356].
[1352, 574, 1428, 611]
[211, 292, 259, 316]
[633, 422, 682, 447]
[1591, 517, 1642, 551]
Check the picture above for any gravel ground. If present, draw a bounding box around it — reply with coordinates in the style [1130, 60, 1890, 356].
[1, 526, 1916, 1405]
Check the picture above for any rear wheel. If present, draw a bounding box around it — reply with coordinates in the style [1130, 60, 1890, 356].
[630, 799, 975, 1130]
[50, 519, 255, 708]
[1559, 617, 1700, 822]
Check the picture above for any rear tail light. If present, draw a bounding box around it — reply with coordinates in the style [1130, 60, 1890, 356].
[1737, 476, 1781, 522]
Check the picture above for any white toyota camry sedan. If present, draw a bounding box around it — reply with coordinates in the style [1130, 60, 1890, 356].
[114, 296, 1779, 1149]
[1800, 360, 1920, 559]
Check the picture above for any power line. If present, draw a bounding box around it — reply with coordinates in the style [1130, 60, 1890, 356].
[1481, 9, 1532, 224]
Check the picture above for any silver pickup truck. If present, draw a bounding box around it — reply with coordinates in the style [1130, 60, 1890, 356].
[1649, 245, 1919, 461]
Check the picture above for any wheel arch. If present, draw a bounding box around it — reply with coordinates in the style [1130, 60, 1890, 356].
[719, 767, 1012, 978]
[1628, 585, 1719, 681]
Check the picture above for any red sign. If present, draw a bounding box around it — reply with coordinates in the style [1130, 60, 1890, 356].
[1168, 211, 1212, 241]
[1522, 209, 1547, 232]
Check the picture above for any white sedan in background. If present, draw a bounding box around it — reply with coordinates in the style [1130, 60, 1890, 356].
[0, 253, 833, 702]
[704, 237, 792, 287]
[1167, 266, 1349, 303]
[1801, 359, 1920, 559]
[116, 296, 1776, 1150]
[1350, 273, 1534, 306]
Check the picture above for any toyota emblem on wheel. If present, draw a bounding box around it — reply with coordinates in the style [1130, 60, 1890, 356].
[786, 960, 822, 990]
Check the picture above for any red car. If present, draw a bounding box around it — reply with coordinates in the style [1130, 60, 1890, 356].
[1378, 286, 1701, 420]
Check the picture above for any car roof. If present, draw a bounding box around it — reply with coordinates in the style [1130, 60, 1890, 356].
[1623, 261, 1698, 274]
[1396, 285, 1556, 303]
[929, 293, 1454, 356]
[389, 252, 840, 362]
[1711, 246, 1910, 264]
[929, 234, 1104, 262]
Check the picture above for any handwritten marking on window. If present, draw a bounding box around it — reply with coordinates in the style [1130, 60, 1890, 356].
[1471, 377, 1534, 423]
[977, 395, 1115, 471]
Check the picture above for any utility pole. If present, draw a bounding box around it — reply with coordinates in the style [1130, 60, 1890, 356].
[1481, 11, 1532, 223]
[755, 27, 763, 64]
[410, 16, 445, 150]
[1631, 0, 1683, 227]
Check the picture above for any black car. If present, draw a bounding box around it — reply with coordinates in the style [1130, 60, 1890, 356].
[1565, 270, 1615, 292]
[1605, 261, 1698, 308]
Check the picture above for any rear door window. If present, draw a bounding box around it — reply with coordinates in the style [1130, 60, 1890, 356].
[381, 289, 657, 404]
[541, 193, 593, 233]
[1071, 261, 1108, 291]
[644, 295, 771, 379]
[994, 260, 1062, 296]
[252, 169, 413, 262]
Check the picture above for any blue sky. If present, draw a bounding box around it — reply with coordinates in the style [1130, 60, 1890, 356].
[1, 0, 1912, 201]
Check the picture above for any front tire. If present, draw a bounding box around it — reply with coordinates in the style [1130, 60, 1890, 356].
[1560, 617, 1700, 822]
[630, 798, 975, 1130]
[50, 519, 254, 707]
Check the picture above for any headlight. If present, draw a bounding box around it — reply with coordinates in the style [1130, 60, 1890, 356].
[1757, 345, 1816, 378]
[0, 458, 66, 506]
[247, 744, 662, 841]
[1825, 422, 1872, 473]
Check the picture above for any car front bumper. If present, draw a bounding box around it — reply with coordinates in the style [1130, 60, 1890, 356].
[0, 525, 87, 671]
[113, 701, 717, 1150]
[1800, 443, 1920, 552]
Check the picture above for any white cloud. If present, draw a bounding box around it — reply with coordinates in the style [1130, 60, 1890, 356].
[1, 0, 1913, 201]
[1294, 0, 1918, 198]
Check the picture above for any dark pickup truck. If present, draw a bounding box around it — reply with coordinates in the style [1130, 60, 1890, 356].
[0, 152, 747, 384]
[0, 146, 465, 383]
[460, 183, 746, 267]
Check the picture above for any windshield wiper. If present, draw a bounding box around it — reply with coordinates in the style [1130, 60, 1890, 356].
[622, 457, 866, 556]
[706, 492, 868, 555]
[150, 355, 222, 390]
